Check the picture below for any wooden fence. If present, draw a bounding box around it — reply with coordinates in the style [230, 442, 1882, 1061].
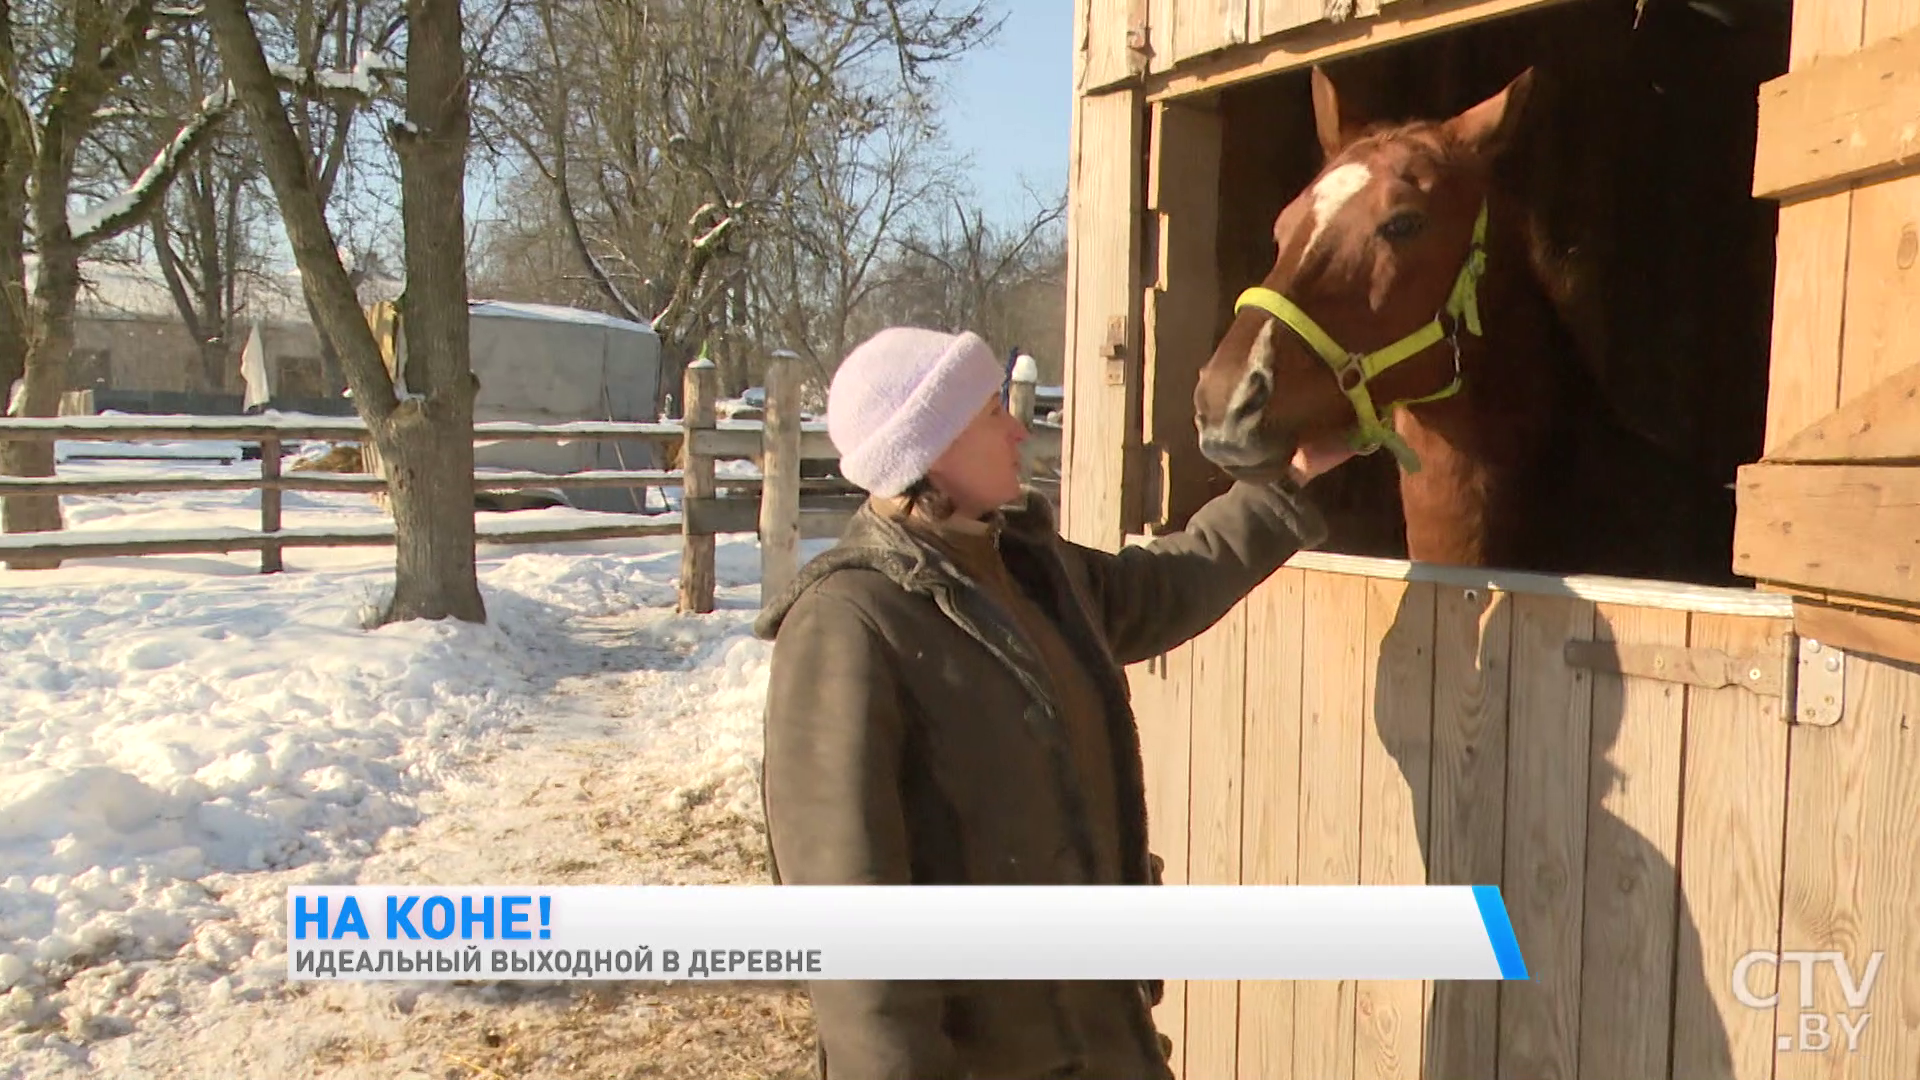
[0, 353, 1062, 612]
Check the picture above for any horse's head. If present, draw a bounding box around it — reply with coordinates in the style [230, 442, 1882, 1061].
[1193, 65, 1536, 479]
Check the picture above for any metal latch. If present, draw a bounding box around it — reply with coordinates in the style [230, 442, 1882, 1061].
[1794, 637, 1845, 726]
[1562, 640, 1787, 697]
[1104, 316, 1129, 387]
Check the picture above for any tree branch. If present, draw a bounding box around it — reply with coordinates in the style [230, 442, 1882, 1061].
[71, 84, 231, 247]
[204, 0, 396, 421]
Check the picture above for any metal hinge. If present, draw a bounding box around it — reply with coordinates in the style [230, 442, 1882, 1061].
[1563, 634, 1845, 726]
[1793, 636, 1846, 726]
[1562, 639, 1788, 697]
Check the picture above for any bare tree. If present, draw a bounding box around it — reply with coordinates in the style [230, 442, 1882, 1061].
[1, 0, 234, 563]
[86, 20, 275, 395]
[472, 0, 1000, 389]
[875, 187, 1067, 362]
[207, 0, 485, 624]
[753, 112, 951, 395]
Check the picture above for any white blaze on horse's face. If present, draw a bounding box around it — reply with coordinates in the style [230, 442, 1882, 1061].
[1198, 319, 1281, 467]
[1306, 162, 1373, 256]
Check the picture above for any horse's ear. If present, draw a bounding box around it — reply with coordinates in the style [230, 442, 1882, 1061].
[1310, 66, 1367, 159]
[1447, 66, 1536, 161]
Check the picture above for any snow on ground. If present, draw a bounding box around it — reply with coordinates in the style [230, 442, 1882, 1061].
[0, 451, 836, 1077]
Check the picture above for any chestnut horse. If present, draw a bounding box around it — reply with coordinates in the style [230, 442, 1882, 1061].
[1192, 65, 1739, 585]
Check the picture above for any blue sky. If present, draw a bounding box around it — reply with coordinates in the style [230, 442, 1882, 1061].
[937, 2, 1074, 221]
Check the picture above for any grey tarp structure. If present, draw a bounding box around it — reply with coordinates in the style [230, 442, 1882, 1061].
[382, 300, 666, 514]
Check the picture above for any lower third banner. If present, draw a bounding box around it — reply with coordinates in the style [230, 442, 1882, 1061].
[285, 884, 1528, 982]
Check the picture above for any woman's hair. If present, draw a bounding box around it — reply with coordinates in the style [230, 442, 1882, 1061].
[898, 476, 956, 522]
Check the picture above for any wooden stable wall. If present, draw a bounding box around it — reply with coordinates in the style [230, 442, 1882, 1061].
[1065, 0, 1920, 1076]
[1127, 557, 1804, 1080]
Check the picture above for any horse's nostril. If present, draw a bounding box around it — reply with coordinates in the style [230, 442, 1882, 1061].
[1235, 372, 1272, 421]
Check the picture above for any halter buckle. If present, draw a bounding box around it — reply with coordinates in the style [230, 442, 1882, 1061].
[1336, 360, 1366, 394]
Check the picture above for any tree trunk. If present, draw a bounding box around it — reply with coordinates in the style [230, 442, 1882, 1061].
[0, 239, 81, 567]
[207, 0, 484, 624]
[385, 0, 482, 623]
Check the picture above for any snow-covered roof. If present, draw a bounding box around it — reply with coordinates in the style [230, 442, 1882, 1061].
[469, 299, 655, 334]
[30, 256, 404, 325]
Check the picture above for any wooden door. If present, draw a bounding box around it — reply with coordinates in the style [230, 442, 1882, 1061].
[1733, 4, 1920, 1075]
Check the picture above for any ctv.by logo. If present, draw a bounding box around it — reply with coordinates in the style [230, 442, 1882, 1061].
[1733, 950, 1884, 1053]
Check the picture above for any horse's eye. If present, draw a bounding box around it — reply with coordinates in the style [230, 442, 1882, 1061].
[1378, 212, 1426, 242]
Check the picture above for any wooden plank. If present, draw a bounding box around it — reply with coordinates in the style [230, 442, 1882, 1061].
[1752, 32, 1920, 202]
[1355, 579, 1434, 1080]
[758, 350, 803, 601]
[1238, 568, 1305, 1080]
[1774, 655, 1920, 1078]
[1864, 0, 1920, 46]
[1733, 464, 1920, 606]
[1060, 88, 1145, 551]
[1145, 0, 1576, 102]
[1150, 0, 1178, 73]
[0, 416, 698, 443]
[1293, 571, 1367, 1080]
[1795, 598, 1920, 668]
[1770, 356, 1920, 463]
[1759, 0, 1864, 453]
[1172, 0, 1249, 64]
[1254, 0, 1323, 39]
[1185, 604, 1248, 1079]
[0, 518, 687, 561]
[1839, 174, 1920, 405]
[690, 425, 838, 462]
[1425, 584, 1510, 1079]
[1080, 0, 1149, 93]
[1145, 99, 1224, 532]
[1130, 643, 1194, 1077]
[1671, 613, 1791, 1080]
[1497, 593, 1595, 1080]
[1283, 550, 1795, 617]
[259, 436, 282, 574]
[1763, 197, 1852, 453]
[679, 361, 718, 614]
[1577, 604, 1688, 1080]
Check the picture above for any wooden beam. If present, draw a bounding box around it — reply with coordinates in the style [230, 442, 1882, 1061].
[1080, 0, 1152, 93]
[1061, 87, 1147, 551]
[1733, 463, 1920, 606]
[1752, 31, 1920, 202]
[1144, 97, 1225, 533]
[1145, 0, 1576, 102]
[1769, 356, 1920, 462]
[1794, 597, 1920, 669]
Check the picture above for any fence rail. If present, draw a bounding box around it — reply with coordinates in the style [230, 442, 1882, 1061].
[0, 354, 1062, 609]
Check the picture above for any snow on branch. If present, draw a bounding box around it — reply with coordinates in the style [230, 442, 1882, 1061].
[692, 214, 735, 251]
[71, 84, 233, 246]
[267, 47, 403, 104]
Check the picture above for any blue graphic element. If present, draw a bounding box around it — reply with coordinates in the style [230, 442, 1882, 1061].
[1472, 885, 1528, 980]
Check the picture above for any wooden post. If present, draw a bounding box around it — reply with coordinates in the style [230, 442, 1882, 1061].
[1010, 352, 1038, 485]
[259, 436, 282, 574]
[678, 359, 717, 614]
[759, 349, 802, 606]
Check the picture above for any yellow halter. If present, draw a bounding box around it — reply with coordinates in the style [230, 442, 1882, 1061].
[1231, 202, 1490, 474]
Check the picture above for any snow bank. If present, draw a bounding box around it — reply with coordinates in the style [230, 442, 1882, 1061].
[0, 567, 547, 1037]
[0, 457, 837, 1047]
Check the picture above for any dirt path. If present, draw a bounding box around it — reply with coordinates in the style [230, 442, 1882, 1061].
[23, 608, 817, 1080]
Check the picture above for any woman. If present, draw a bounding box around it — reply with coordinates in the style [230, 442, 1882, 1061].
[754, 326, 1348, 1080]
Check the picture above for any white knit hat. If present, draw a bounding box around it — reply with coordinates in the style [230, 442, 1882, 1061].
[827, 327, 1006, 497]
